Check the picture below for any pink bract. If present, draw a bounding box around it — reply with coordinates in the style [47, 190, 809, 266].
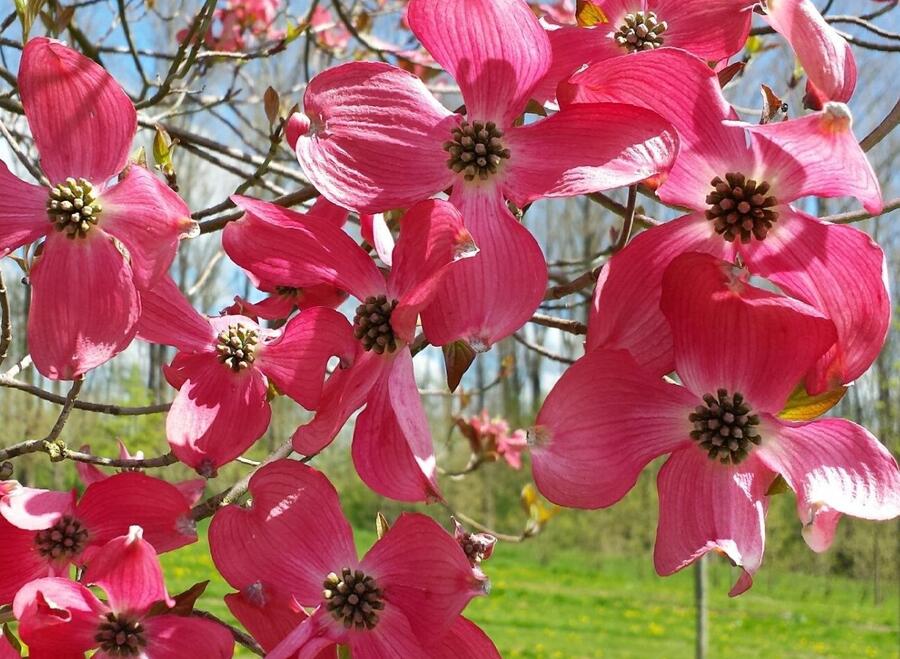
[0, 38, 196, 379]
[292, 0, 677, 351]
[563, 52, 887, 393]
[225, 196, 476, 502]
[13, 527, 233, 658]
[530, 253, 900, 595]
[137, 275, 356, 476]
[534, 0, 855, 106]
[0, 472, 196, 605]
[208, 460, 494, 658]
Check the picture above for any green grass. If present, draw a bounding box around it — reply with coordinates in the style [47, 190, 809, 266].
[161, 526, 899, 658]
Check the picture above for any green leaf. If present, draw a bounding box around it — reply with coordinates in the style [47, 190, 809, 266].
[16, 0, 46, 40]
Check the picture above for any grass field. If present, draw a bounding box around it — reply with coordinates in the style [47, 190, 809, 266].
[161, 525, 899, 658]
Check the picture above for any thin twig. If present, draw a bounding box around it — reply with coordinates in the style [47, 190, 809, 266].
[543, 266, 601, 301]
[860, 99, 900, 152]
[824, 197, 900, 225]
[529, 313, 587, 335]
[612, 185, 638, 252]
[512, 333, 575, 364]
[0, 376, 171, 415]
[0, 270, 10, 368]
[193, 610, 264, 656]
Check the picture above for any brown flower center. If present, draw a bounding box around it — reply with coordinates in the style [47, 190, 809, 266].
[689, 389, 761, 465]
[216, 323, 259, 371]
[95, 612, 146, 656]
[323, 567, 384, 630]
[705, 173, 779, 243]
[46, 177, 102, 239]
[34, 514, 89, 560]
[353, 295, 398, 354]
[443, 120, 511, 182]
[614, 12, 668, 52]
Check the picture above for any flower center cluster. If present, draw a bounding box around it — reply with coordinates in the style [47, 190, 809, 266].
[46, 177, 102, 239]
[216, 323, 259, 371]
[274, 285, 299, 297]
[95, 612, 146, 656]
[614, 12, 668, 52]
[443, 120, 511, 182]
[705, 173, 779, 243]
[353, 295, 398, 354]
[34, 514, 89, 560]
[322, 567, 384, 630]
[689, 389, 762, 465]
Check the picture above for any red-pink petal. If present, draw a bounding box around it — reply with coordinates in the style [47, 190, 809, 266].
[654, 448, 774, 597]
[226, 196, 385, 300]
[531, 25, 620, 105]
[268, 608, 340, 659]
[225, 588, 309, 653]
[209, 460, 357, 605]
[82, 526, 169, 614]
[165, 354, 271, 474]
[562, 48, 744, 211]
[586, 213, 731, 375]
[0, 632, 19, 659]
[296, 62, 455, 213]
[28, 231, 139, 379]
[740, 105, 882, 213]
[0, 516, 49, 605]
[99, 165, 196, 288]
[75, 472, 196, 554]
[141, 614, 235, 658]
[292, 350, 386, 456]
[531, 349, 697, 508]
[13, 577, 106, 656]
[136, 275, 215, 353]
[741, 210, 889, 392]
[352, 351, 441, 502]
[0, 161, 49, 256]
[503, 103, 677, 207]
[764, 0, 856, 102]
[420, 185, 546, 349]
[19, 38, 135, 184]
[428, 616, 500, 659]
[361, 213, 395, 267]
[660, 252, 837, 414]
[387, 200, 477, 342]
[0, 486, 75, 530]
[759, 417, 900, 552]
[361, 513, 483, 642]
[407, 0, 550, 124]
[652, 0, 753, 60]
[256, 308, 357, 409]
[307, 196, 351, 227]
[347, 603, 428, 658]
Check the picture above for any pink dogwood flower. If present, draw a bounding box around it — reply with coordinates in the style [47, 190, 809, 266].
[224, 196, 476, 501]
[292, 0, 677, 351]
[531, 253, 900, 595]
[456, 411, 528, 469]
[534, 0, 855, 106]
[136, 276, 356, 476]
[561, 53, 886, 394]
[14, 526, 233, 658]
[209, 459, 495, 657]
[0, 38, 196, 379]
[226, 197, 353, 321]
[0, 472, 196, 605]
